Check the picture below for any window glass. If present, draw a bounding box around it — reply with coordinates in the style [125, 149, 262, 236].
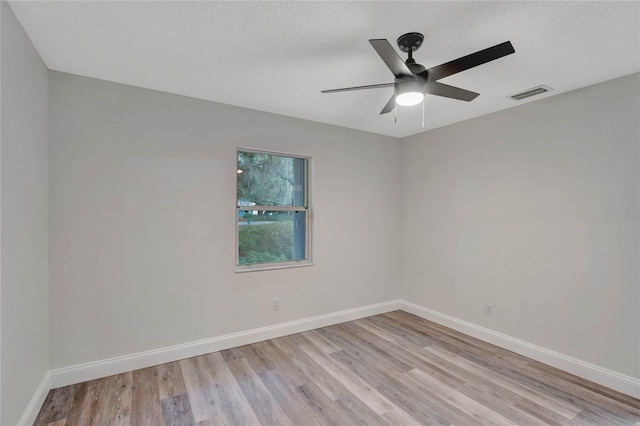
[236, 150, 310, 269]
[237, 152, 305, 207]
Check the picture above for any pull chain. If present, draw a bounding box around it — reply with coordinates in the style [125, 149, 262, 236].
[394, 102, 397, 124]
[422, 99, 425, 128]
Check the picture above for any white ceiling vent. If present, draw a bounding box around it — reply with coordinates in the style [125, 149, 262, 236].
[510, 85, 553, 101]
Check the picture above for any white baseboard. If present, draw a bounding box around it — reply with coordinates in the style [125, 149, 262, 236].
[18, 372, 50, 426]
[48, 299, 401, 389]
[399, 300, 640, 399]
[23, 297, 638, 423]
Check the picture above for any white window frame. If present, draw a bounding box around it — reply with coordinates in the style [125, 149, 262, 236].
[235, 148, 313, 272]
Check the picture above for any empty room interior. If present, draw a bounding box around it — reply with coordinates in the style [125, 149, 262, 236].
[2, 1, 639, 425]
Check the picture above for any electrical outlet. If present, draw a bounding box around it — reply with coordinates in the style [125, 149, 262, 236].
[484, 302, 493, 316]
[273, 298, 281, 311]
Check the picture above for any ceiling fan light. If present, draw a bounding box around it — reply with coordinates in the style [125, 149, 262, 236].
[395, 79, 425, 106]
[396, 91, 424, 106]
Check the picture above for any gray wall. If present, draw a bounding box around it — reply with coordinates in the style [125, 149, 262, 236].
[49, 71, 401, 369]
[1, 1, 50, 424]
[401, 73, 640, 378]
[49, 70, 639, 381]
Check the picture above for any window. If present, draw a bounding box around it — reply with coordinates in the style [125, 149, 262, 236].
[236, 149, 311, 270]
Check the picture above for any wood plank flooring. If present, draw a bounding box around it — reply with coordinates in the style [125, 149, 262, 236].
[35, 311, 640, 425]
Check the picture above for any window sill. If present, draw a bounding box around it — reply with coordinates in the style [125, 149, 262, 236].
[235, 261, 314, 273]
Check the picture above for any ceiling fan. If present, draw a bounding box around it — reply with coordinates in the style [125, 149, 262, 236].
[321, 32, 515, 114]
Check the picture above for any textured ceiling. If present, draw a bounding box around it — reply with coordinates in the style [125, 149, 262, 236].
[8, 1, 640, 138]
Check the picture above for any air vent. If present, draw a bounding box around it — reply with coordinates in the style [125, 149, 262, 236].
[510, 85, 553, 101]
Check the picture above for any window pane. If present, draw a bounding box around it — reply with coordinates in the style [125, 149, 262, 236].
[237, 151, 305, 207]
[237, 210, 306, 265]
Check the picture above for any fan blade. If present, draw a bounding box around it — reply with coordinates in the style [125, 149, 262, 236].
[369, 39, 414, 78]
[321, 83, 394, 94]
[424, 41, 515, 82]
[425, 82, 479, 101]
[380, 94, 396, 114]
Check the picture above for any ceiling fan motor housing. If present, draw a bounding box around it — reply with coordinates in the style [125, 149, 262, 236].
[396, 76, 425, 90]
[408, 63, 426, 75]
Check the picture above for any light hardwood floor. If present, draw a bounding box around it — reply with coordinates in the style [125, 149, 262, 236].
[35, 311, 640, 425]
